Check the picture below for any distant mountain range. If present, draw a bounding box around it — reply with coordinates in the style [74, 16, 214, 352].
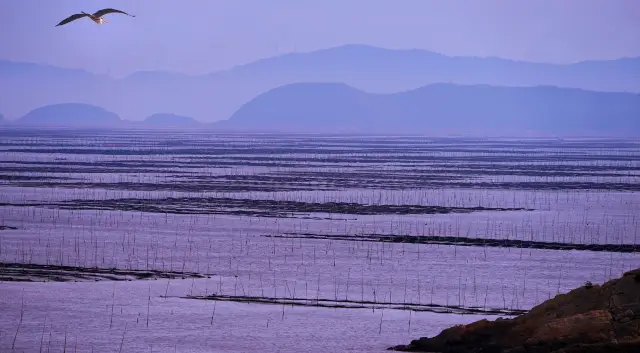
[136, 113, 203, 127]
[10, 103, 202, 129]
[18, 103, 121, 127]
[223, 83, 640, 136]
[1, 44, 639, 122]
[7, 84, 640, 136]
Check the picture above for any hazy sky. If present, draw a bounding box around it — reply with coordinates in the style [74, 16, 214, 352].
[1, 0, 639, 76]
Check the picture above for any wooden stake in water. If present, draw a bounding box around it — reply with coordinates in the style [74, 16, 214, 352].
[110, 283, 116, 328]
[39, 314, 47, 353]
[63, 327, 67, 353]
[12, 288, 25, 350]
[147, 285, 151, 327]
[118, 323, 128, 353]
[210, 300, 217, 325]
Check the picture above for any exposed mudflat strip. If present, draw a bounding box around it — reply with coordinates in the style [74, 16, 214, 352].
[262, 233, 640, 253]
[0, 262, 211, 282]
[183, 293, 526, 317]
[0, 198, 531, 218]
[6, 178, 640, 192]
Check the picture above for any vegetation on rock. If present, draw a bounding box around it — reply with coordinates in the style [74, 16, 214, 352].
[390, 269, 640, 353]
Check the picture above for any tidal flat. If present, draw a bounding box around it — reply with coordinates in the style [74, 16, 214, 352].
[1, 128, 639, 352]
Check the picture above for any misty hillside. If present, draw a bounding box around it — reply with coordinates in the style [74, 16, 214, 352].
[1, 44, 639, 122]
[141, 113, 202, 127]
[222, 83, 640, 136]
[16, 103, 122, 127]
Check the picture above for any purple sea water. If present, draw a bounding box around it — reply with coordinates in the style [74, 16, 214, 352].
[1, 130, 639, 352]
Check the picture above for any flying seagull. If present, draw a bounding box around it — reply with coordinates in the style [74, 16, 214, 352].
[55, 8, 135, 27]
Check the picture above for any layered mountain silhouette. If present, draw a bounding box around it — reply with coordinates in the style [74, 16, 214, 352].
[15, 103, 122, 127]
[138, 113, 202, 127]
[221, 83, 640, 136]
[6, 83, 640, 136]
[1, 44, 639, 122]
[11, 105, 204, 129]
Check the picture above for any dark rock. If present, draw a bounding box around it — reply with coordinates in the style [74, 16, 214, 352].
[390, 269, 640, 353]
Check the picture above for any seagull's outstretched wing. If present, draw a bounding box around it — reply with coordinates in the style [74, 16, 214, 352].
[92, 8, 135, 18]
[55, 13, 89, 27]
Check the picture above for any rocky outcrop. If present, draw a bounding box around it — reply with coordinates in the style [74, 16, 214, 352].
[390, 269, 640, 353]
